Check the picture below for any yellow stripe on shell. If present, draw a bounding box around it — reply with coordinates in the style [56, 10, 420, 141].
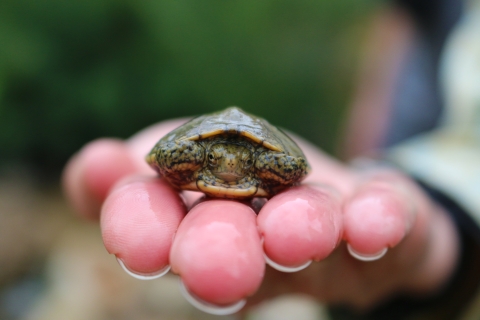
[183, 128, 225, 141]
[240, 131, 282, 152]
[181, 130, 283, 152]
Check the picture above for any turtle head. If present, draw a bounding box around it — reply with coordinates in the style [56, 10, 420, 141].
[194, 138, 260, 199]
[207, 143, 254, 182]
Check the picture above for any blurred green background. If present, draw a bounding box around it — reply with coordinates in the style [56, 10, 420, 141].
[0, 0, 377, 177]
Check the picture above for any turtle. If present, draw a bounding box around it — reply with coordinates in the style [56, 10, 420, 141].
[146, 107, 310, 199]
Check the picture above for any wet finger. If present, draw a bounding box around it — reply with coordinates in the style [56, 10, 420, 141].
[343, 175, 415, 259]
[257, 185, 343, 270]
[101, 176, 186, 276]
[170, 200, 264, 307]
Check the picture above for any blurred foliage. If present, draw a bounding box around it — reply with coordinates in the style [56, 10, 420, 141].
[0, 0, 378, 175]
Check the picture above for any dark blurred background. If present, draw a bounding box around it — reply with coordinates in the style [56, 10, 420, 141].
[0, 0, 380, 319]
[0, 0, 377, 177]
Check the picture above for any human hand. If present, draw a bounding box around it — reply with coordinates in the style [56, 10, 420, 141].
[62, 119, 460, 314]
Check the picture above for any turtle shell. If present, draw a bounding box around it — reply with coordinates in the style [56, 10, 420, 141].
[161, 107, 305, 157]
[147, 106, 310, 199]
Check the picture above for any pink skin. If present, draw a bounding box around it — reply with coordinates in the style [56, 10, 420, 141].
[62, 120, 460, 310]
[101, 177, 185, 273]
[258, 185, 343, 266]
[343, 176, 416, 255]
[170, 201, 264, 304]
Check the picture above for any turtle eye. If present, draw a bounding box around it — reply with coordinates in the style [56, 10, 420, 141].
[208, 152, 218, 167]
[244, 158, 253, 168]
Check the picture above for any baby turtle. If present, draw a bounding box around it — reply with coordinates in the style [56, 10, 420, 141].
[146, 107, 310, 199]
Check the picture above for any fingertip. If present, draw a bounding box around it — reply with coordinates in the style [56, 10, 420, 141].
[170, 200, 264, 306]
[344, 181, 412, 255]
[258, 185, 343, 268]
[263, 250, 312, 272]
[82, 139, 137, 201]
[347, 244, 388, 262]
[116, 257, 171, 280]
[101, 176, 185, 275]
[179, 280, 246, 315]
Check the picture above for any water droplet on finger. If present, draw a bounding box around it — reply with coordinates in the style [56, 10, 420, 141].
[263, 252, 312, 272]
[179, 279, 246, 315]
[116, 257, 170, 280]
[261, 237, 312, 272]
[347, 244, 388, 261]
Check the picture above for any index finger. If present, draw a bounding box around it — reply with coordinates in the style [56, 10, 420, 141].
[62, 119, 188, 220]
[101, 175, 186, 276]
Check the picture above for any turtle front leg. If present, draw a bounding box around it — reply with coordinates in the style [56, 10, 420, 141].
[255, 151, 309, 195]
[146, 139, 205, 187]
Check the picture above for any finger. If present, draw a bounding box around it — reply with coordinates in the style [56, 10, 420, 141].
[62, 139, 137, 220]
[257, 185, 343, 269]
[344, 171, 460, 294]
[101, 176, 186, 275]
[170, 200, 265, 306]
[343, 172, 417, 258]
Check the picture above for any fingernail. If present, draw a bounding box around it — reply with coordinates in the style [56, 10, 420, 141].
[179, 279, 246, 315]
[347, 244, 388, 262]
[116, 257, 170, 280]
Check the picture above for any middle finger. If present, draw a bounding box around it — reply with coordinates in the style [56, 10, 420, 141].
[170, 200, 265, 306]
